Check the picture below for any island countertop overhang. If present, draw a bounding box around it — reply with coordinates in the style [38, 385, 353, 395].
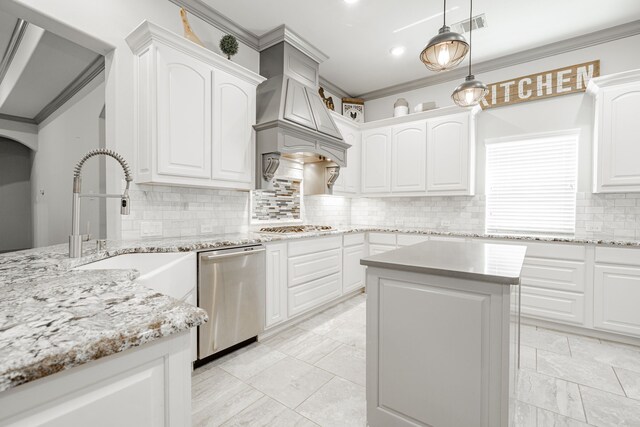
[360, 240, 528, 285]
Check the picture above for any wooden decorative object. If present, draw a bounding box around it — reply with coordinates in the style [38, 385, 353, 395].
[480, 60, 600, 110]
[180, 8, 204, 47]
[318, 87, 335, 111]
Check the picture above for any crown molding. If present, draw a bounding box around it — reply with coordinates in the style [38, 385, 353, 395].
[126, 20, 265, 86]
[357, 19, 640, 100]
[587, 68, 640, 94]
[258, 25, 329, 64]
[0, 19, 28, 86]
[0, 112, 36, 125]
[319, 77, 352, 99]
[33, 55, 105, 124]
[168, 0, 260, 49]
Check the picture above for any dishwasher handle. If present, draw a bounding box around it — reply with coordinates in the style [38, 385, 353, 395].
[202, 248, 265, 261]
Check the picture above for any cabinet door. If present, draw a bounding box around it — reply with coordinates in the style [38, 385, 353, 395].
[391, 121, 426, 192]
[597, 83, 640, 192]
[156, 45, 212, 179]
[212, 70, 255, 184]
[362, 128, 391, 193]
[266, 243, 288, 329]
[426, 114, 472, 194]
[594, 264, 640, 337]
[343, 244, 366, 294]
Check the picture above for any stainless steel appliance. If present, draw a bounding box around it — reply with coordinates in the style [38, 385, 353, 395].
[198, 244, 265, 360]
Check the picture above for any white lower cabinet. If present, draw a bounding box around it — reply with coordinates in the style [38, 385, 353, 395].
[343, 233, 366, 294]
[521, 286, 585, 325]
[594, 264, 640, 337]
[264, 234, 368, 330]
[265, 243, 288, 329]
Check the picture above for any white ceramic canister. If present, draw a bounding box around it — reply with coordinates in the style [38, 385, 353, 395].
[393, 98, 409, 117]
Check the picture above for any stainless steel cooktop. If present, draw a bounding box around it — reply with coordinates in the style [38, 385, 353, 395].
[259, 225, 334, 234]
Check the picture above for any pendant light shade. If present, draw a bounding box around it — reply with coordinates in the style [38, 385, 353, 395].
[420, 0, 469, 72]
[451, 0, 487, 106]
[452, 75, 488, 107]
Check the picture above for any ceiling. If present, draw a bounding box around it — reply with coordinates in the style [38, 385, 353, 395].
[202, 0, 640, 96]
[0, 10, 100, 122]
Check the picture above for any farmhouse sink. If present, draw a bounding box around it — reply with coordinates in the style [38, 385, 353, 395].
[74, 252, 196, 300]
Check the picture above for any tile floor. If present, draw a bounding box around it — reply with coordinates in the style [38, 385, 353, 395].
[192, 293, 640, 427]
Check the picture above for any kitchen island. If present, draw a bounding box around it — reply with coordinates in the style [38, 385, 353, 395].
[361, 239, 527, 427]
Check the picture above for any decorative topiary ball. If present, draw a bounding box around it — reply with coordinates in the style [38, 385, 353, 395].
[219, 34, 239, 60]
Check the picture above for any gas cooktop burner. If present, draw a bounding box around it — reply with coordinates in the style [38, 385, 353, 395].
[259, 225, 335, 234]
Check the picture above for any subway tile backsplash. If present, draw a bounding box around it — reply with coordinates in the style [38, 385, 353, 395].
[121, 182, 640, 242]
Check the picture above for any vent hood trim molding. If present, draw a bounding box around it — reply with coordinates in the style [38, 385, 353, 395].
[258, 25, 329, 64]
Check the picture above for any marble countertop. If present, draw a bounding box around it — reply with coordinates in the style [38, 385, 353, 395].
[1, 225, 638, 393]
[361, 240, 528, 285]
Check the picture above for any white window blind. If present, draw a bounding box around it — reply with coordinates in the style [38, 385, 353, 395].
[485, 131, 578, 237]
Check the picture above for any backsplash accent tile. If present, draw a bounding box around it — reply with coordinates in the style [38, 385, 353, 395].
[251, 179, 301, 223]
[121, 184, 249, 240]
[303, 195, 352, 227]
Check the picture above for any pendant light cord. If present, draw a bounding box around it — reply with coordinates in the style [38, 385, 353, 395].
[443, 0, 447, 27]
[468, 0, 473, 76]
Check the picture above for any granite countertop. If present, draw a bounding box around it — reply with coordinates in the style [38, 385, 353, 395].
[360, 240, 528, 285]
[1, 225, 638, 393]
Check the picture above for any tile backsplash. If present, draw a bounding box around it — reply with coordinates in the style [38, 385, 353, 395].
[121, 184, 249, 239]
[251, 178, 301, 223]
[121, 182, 640, 242]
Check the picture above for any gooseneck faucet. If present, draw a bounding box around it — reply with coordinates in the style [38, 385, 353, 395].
[69, 149, 133, 258]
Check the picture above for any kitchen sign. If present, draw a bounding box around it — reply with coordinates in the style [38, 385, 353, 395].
[480, 60, 600, 110]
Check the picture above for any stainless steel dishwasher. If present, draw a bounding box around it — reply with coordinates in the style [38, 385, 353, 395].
[198, 244, 265, 360]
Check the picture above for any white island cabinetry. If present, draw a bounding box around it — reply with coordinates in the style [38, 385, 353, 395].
[362, 240, 526, 427]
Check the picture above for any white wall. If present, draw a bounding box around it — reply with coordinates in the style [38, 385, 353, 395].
[2, 0, 261, 241]
[32, 78, 105, 247]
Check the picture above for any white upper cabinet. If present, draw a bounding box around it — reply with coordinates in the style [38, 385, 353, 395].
[156, 45, 212, 180]
[212, 71, 255, 185]
[126, 21, 265, 190]
[589, 71, 640, 193]
[357, 107, 475, 196]
[426, 113, 474, 195]
[333, 115, 361, 195]
[391, 121, 427, 192]
[362, 127, 392, 193]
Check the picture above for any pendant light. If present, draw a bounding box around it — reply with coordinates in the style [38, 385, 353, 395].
[451, 0, 488, 106]
[420, 0, 469, 72]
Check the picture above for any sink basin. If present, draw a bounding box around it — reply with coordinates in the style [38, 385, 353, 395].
[75, 252, 196, 300]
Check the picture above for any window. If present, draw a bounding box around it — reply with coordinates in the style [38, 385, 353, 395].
[485, 130, 579, 237]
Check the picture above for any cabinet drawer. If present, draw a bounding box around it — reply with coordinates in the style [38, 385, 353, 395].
[344, 233, 366, 247]
[288, 248, 341, 288]
[288, 236, 341, 257]
[288, 273, 342, 317]
[521, 286, 585, 325]
[397, 234, 429, 246]
[369, 232, 396, 245]
[520, 258, 586, 292]
[369, 244, 397, 256]
[484, 239, 585, 261]
[594, 265, 640, 337]
[595, 247, 640, 266]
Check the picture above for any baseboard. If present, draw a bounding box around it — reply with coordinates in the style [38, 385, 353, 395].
[522, 317, 640, 347]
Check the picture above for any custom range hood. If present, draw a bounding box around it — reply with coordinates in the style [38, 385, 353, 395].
[254, 26, 350, 194]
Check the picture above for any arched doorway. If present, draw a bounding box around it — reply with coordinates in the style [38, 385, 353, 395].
[0, 137, 32, 252]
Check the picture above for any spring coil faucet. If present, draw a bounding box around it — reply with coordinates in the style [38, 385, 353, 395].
[69, 149, 133, 258]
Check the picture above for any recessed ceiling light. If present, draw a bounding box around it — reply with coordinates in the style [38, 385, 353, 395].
[390, 46, 406, 56]
[344, 0, 359, 4]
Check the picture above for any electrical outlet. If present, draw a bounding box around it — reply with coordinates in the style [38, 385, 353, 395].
[586, 224, 602, 232]
[200, 223, 214, 234]
[441, 220, 451, 227]
[141, 221, 162, 237]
